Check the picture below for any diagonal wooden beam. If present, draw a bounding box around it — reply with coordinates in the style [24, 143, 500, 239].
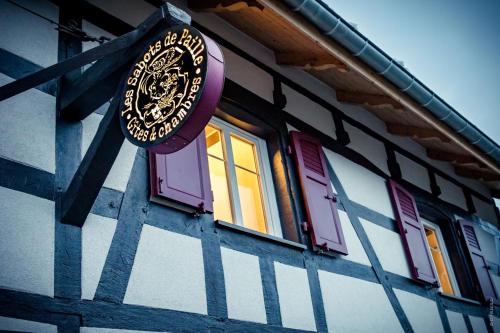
[60, 4, 192, 121]
[188, 0, 264, 12]
[387, 124, 452, 143]
[336, 90, 403, 110]
[61, 95, 125, 227]
[0, 4, 183, 103]
[275, 52, 349, 72]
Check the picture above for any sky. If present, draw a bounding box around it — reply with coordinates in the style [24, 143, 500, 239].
[324, 0, 500, 145]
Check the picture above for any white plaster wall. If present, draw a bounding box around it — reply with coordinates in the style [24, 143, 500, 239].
[323, 148, 395, 219]
[283, 84, 336, 139]
[221, 247, 266, 323]
[274, 262, 316, 331]
[473, 196, 498, 225]
[0, 74, 55, 173]
[86, 0, 155, 27]
[82, 214, 117, 300]
[124, 225, 207, 314]
[82, 113, 138, 192]
[437, 175, 467, 210]
[361, 218, 411, 278]
[0, 0, 58, 67]
[469, 316, 488, 333]
[338, 211, 370, 266]
[318, 271, 402, 333]
[396, 152, 431, 192]
[222, 46, 274, 103]
[81, 328, 168, 333]
[344, 122, 389, 175]
[394, 289, 444, 333]
[446, 310, 468, 333]
[0, 187, 54, 296]
[0, 316, 57, 333]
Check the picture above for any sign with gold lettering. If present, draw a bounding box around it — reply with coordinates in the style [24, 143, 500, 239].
[119, 24, 224, 153]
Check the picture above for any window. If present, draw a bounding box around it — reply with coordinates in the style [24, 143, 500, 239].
[422, 219, 460, 296]
[205, 117, 282, 237]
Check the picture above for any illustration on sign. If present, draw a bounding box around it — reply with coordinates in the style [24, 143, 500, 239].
[119, 24, 225, 153]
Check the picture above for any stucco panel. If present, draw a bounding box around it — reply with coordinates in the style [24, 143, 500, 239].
[0, 74, 55, 173]
[82, 214, 117, 300]
[221, 46, 274, 103]
[274, 262, 316, 331]
[323, 149, 395, 219]
[0, 0, 58, 67]
[283, 84, 336, 139]
[318, 271, 402, 333]
[124, 225, 207, 314]
[469, 316, 488, 333]
[446, 310, 468, 333]
[394, 289, 444, 333]
[0, 187, 54, 296]
[396, 152, 431, 192]
[82, 113, 138, 192]
[437, 175, 467, 210]
[221, 247, 266, 323]
[344, 122, 389, 175]
[0, 316, 57, 333]
[361, 218, 411, 278]
[338, 211, 370, 266]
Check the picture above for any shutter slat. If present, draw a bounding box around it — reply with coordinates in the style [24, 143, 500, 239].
[388, 180, 438, 285]
[149, 131, 213, 213]
[458, 219, 498, 304]
[290, 131, 347, 254]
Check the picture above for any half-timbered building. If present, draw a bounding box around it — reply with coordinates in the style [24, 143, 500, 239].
[1, 1, 500, 332]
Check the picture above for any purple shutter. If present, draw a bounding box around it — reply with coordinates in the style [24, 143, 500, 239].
[388, 180, 438, 285]
[458, 219, 499, 304]
[149, 131, 213, 213]
[290, 131, 348, 254]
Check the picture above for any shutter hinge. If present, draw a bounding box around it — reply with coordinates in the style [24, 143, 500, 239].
[325, 194, 337, 202]
[287, 145, 293, 155]
[158, 177, 163, 193]
[193, 202, 208, 218]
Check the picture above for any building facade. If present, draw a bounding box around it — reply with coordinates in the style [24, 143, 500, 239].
[1, 0, 500, 332]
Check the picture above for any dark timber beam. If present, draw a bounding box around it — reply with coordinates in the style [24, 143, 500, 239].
[387, 124, 452, 143]
[454, 167, 500, 182]
[0, 3, 190, 106]
[275, 52, 349, 72]
[336, 90, 403, 110]
[427, 149, 482, 165]
[188, 0, 264, 12]
[61, 96, 125, 227]
[61, 4, 191, 121]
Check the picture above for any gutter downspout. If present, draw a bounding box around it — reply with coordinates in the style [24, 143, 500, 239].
[261, 0, 500, 176]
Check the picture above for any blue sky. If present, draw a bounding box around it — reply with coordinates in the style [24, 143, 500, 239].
[325, 0, 500, 145]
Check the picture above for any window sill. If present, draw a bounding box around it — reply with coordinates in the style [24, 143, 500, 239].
[215, 220, 307, 251]
[438, 292, 481, 305]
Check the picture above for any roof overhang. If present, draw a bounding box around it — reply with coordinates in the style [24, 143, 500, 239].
[188, 0, 500, 195]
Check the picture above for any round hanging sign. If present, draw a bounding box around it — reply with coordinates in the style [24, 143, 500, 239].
[119, 24, 224, 153]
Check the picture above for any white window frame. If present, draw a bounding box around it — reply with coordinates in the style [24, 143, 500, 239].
[209, 116, 283, 238]
[422, 218, 461, 296]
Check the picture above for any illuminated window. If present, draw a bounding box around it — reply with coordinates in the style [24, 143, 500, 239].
[205, 117, 282, 236]
[422, 220, 460, 295]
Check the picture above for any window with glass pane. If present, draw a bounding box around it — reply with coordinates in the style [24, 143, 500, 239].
[204, 118, 281, 236]
[423, 223, 459, 295]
